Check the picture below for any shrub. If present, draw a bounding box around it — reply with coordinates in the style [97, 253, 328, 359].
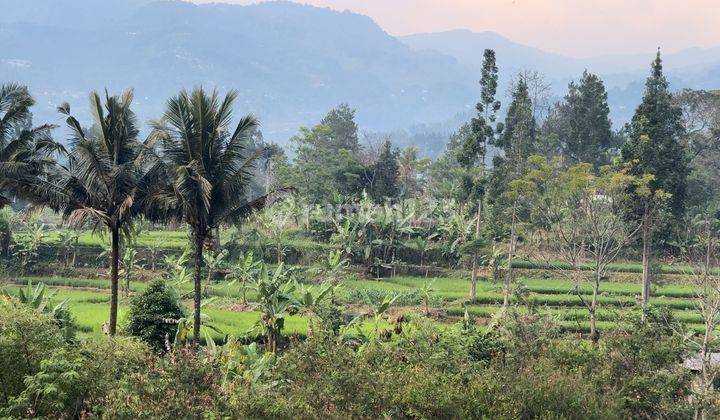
[0, 302, 65, 404]
[100, 348, 226, 417]
[313, 301, 351, 334]
[602, 311, 693, 418]
[125, 279, 185, 350]
[3, 337, 148, 418]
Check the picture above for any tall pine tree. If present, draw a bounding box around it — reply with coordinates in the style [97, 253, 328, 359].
[496, 77, 536, 174]
[546, 70, 613, 166]
[456, 49, 502, 299]
[320, 104, 360, 153]
[620, 50, 689, 315]
[367, 141, 400, 202]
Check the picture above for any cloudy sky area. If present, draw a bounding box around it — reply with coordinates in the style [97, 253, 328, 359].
[191, 0, 720, 58]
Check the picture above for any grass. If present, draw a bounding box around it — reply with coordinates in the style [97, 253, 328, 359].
[2, 283, 381, 340]
[3, 274, 702, 312]
[511, 258, 719, 276]
[2, 266, 709, 338]
[28, 229, 335, 255]
[33, 230, 195, 250]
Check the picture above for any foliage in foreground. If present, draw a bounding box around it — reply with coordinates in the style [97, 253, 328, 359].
[0, 300, 703, 419]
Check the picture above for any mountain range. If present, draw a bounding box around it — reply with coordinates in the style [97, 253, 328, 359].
[1, 0, 718, 153]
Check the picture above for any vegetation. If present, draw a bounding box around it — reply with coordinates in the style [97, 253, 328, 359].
[125, 279, 185, 351]
[2, 47, 720, 417]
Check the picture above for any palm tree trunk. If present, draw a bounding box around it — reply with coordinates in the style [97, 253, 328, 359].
[193, 233, 204, 346]
[213, 226, 221, 251]
[109, 226, 120, 336]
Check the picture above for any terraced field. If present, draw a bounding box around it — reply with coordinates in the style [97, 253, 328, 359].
[2, 267, 707, 338]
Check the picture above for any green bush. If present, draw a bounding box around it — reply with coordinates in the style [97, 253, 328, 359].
[226, 320, 627, 419]
[0, 302, 65, 404]
[4, 337, 148, 418]
[125, 279, 185, 351]
[101, 348, 226, 418]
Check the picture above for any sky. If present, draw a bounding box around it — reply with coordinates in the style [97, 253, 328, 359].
[190, 0, 720, 58]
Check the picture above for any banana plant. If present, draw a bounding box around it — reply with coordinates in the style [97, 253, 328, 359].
[297, 282, 335, 335]
[481, 243, 507, 285]
[228, 251, 261, 304]
[164, 249, 192, 292]
[408, 233, 438, 276]
[120, 244, 143, 297]
[314, 249, 349, 283]
[362, 290, 399, 335]
[250, 263, 300, 352]
[146, 239, 164, 271]
[14, 221, 45, 274]
[252, 209, 291, 264]
[2, 281, 74, 340]
[330, 218, 359, 260]
[57, 230, 80, 268]
[418, 279, 436, 316]
[203, 248, 229, 296]
[220, 339, 278, 389]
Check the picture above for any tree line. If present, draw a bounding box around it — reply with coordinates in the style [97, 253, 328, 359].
[2, 48, 720, 346]
[0, 86, 284, 343]
[267, 50, 718, 325]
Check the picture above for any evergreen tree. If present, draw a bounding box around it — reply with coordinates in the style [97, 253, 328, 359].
[497, 77, 536, 174]
[488, 76, 536, 204]
[620, 50, 689, 315]
[458, 49, 502, 170]
[320, 103, 360, 153]
[622, 52, 688, 217]
[367, 141, 399, 202]
[456, 49, 502, 299]
[547, 71, 613, 165]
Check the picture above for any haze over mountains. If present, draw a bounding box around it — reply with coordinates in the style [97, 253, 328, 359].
[1, 0, 719, 152]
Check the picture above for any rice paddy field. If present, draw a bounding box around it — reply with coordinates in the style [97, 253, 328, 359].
[2, 264, 708, 339]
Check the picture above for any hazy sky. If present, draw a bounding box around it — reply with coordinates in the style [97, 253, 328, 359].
[191, 0, 720, 58]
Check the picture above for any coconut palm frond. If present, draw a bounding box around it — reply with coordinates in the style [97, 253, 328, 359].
[68, 207, 111, 229]
[222, 187, 295, 222]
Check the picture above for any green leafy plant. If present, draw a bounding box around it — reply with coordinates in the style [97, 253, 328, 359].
[362, 289, 399, 335]
[1, 280, 75, 340]
[125, 279, 185, 351]
[174, 298, 226, 351]
[204, 248, 229, 296]
[250, 263, 300, 352]
[57, 230, 80, 268]
[418, 279, 436, 316]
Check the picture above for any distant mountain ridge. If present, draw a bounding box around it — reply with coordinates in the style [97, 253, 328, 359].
[1, 0, 718, 150]
[401, 29, 720, 79]
[400, 29, 720, 124]
[0, 0, 479, 142]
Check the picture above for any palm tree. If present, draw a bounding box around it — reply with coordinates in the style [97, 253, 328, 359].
[0, 83, 60, 208]
[144, 87, 286, 345]
[29, 89, 151, 335]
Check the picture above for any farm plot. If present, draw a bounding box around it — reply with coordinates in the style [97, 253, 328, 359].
[6, 268, 707, 338]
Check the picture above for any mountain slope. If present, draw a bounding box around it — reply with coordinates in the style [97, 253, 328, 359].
[0, 0, 476, 140]
[401, 29, 720, 125]
[401, 29, 720, 83]
[1, 1, 718, 149]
